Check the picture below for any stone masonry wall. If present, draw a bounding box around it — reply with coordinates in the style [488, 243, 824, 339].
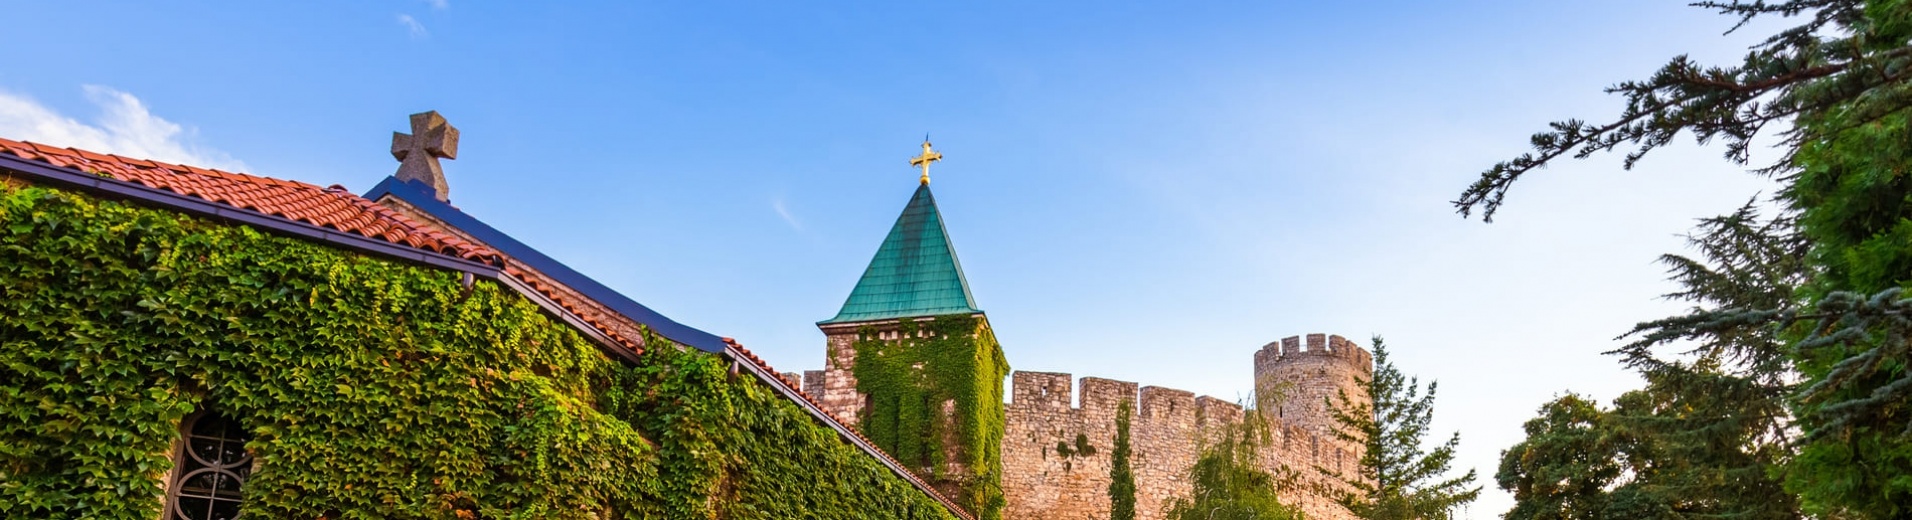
[816, 325, 866, 426]
[998, 334, 1371, 520]
[1255, 334, 1374, 438]
[805, 331, 1372, 520]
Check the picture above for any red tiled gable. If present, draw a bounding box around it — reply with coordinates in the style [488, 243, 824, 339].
[0, 138, 646, 354]
[0, 137, 502, 266]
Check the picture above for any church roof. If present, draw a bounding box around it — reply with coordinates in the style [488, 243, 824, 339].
[0, 134, 974, 520]
[365, 176, 727, 353]
[821, 183, 981, 325]
[0, 137, 502, 266]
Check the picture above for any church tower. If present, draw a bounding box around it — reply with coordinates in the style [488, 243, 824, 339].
[812, 140, 1009, 519]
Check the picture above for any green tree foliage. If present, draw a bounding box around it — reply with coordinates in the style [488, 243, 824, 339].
[1502, 203, 1804, 520]
[1459, 2, 1912, 516]
[0, 185, 958, 520]
[1497, 395, 1628, 520]
[1109, 399, 1137, 520]
[1163, 413, 1303, 520]
[1499, 381, 1801, 519]
[1783, 108, 1912, 518]
[1323, 337, 1479, 520]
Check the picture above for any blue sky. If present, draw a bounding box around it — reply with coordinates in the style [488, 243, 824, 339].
[2, 2, 1792, 516]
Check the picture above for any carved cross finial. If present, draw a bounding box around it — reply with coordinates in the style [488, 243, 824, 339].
[908, 136, 942, 186]
[391, 111, 459, 202]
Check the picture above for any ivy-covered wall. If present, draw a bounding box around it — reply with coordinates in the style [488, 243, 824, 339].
[850, 315, 1009, 520]
[0, 184, 958, 520]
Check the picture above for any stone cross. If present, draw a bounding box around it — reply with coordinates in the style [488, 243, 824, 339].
[909, 138, 942, 186]
[391, 111, 459, 202]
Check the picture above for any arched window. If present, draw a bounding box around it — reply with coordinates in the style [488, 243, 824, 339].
[165, 410, 251, 520]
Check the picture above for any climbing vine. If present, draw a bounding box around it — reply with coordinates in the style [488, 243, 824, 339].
[850, 315, 1009, 520]
[0, 184, 957, 520]
[1109, 399, 1136, 520]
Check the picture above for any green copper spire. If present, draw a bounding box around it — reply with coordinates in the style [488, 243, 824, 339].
[821, 184, 981, 324]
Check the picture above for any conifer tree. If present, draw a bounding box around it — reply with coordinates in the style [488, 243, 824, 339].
[1108, 399, 1137, 520]
[1500, 379, 1802, 520]
[1323, 337, 1479, 520]
[1458, 2, 1912, 515]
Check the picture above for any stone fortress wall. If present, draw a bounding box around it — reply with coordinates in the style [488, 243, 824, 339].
[1000, 333, 1372, 520]
[801, 332, 1373, 520]
[1256, 334, 1374, 438]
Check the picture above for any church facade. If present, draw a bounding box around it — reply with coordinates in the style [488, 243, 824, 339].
[803, 142, 1373, 520]
[0, 114, 971, 520]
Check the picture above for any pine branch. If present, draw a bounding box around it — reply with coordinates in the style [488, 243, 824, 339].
[1455, 0, 1912, 221]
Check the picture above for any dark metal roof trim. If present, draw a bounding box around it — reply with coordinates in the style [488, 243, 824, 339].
[364, 176, 728, 353]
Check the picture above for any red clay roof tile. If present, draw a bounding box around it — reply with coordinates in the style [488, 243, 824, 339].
[0, 138, 664, 353]
[0, 137, 506, 269]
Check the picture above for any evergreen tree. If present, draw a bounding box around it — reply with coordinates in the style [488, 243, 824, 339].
[1459, 2, 1912, 516]
[1109, 399, 1137, 520]
[1323, 337, 1480, 520]
[1497, 395, 1629, 520]
[1499, 203, 1802, 520]
[1500, 379, 1802, 520]
[1163, 413, 1304, 520]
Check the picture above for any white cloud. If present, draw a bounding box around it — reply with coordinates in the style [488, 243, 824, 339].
[0, 85, 245, 171]
[398, 14, 428, 39]
[772, 197, 803, 231]
[424, 0, 449, 10]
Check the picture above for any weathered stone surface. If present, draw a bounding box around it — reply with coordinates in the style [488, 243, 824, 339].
[391, 111, 458, 202]
[817, 324, 867, 426]
[998, 334, 1369, 520]
[809, 332, 1373, 520]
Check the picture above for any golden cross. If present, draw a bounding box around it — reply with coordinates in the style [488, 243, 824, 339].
[909, 138, 943, 185]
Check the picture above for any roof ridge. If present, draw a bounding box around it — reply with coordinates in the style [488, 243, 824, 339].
[0, 136, 502, 267]
[0, 137, 338, 191]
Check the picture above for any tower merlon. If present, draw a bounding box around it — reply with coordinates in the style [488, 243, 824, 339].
[1079, 377, 1140, 416]
[1009, 371, 1238, 428]
[1257, 333, 1374, 370]
[1011, 371, 1073, 408]
[1193, 395, 1244, 428]
[1139, 386, 1195, 423]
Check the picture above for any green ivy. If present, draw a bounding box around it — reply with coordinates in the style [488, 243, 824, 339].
[1109, 399, 1136, 520]
[849, 315, 1009, 520]
[0, 185, 957, 520]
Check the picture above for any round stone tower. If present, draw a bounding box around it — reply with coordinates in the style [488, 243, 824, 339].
[1252, 333, 1374, 436]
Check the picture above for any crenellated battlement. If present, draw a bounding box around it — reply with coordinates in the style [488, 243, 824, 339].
[1008, 373, 1236, 429]
[1001, 366, 1362, 520]
[1253, 333, 1374, 451]
[836, 333, 1370, 520]
[1006, 371, 1338, 444]
[1255, 333, 1374, 373]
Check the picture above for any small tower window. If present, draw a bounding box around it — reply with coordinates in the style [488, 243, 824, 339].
[166, 410, 252, 520]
